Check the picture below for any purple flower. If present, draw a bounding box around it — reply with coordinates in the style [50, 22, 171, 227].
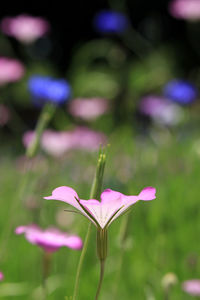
[182, 280, 200, 296]
[15, 225, 83, 252]
[169, 0, 200, 21]
[1, 15, 49, 44]
[163, 79, 198, 105]
[93, 10, 129, 34]
[44, 186, 156, 229]
[139, 95, 184, 126]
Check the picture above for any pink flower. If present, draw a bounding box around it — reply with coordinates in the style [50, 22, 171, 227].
[71, 127, 107, 151]
[182, 280, 200, 296]
[0, 104, 10, 126]
[44, 186, 156, 229]
[41, 130, 75, 156]
[15, 224, 83, 252]
[23, 130, 74, 157]
[0, 57, 25, 85]
[23, 127, 107, 156]
[169, 0, 200, 20]
[68, 98, 109, 121]
[1, 15, 50, 43]
[0, 272, 4, 281]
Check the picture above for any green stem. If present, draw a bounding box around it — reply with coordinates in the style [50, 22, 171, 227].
[95, 260, 105, 300]
[72, 150, 106, 300]
[0, 161, 33, 260]
[113, 213, 130, 298]
[26, 103, 55, 158]
[42, 251, 52, 299]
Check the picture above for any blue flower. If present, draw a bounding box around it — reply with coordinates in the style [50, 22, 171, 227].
[28, 75, 71, 106]
[163, 79, 198, 105]
[93, 10, 129, 34]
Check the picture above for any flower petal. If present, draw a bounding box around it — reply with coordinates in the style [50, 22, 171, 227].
[104, 187, 156, 224]
[100, 189, 123, 203]
[64, 235, 83, 250]
[138, 187, 156, 200]
[44, 186, 82, 211]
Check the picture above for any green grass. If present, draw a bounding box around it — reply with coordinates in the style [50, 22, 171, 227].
[0, 127, 200, 299]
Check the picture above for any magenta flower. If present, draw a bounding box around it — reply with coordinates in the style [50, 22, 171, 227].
[23, 127, 107, 157]
[0, 57, 25, 85]
[68, 98, 109, 121]
[44, 186, 156, 229]
[1, 15, 50, 44]
[169, 0, 200, 20]
[182, 280, 200, 296]
[15, 225, 83, 252]
[0, 272, 4, 281]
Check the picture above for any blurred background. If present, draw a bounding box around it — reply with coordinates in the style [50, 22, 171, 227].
[1, 0, 200, 299]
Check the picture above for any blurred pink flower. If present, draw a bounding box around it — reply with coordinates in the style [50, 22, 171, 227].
[45, 186, 156, 229]
[169, 0, 200, 20]
[68, 98, 109, 121]
[15, 224, 83, 252]
[23, 130, 74, 157]
[23, 127, 107, 156]
[0, 57, 25, 85]
[1, 15, 50, 43]
[71, 127, 107, 151]
[0, 272, 4, 281]
[41, 130, 75, 156]
[0, 104, 10, 126]
[182, 280, 200, 296]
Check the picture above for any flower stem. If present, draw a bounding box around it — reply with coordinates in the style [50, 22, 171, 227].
[95, 260, 105, 300]
[42, 251, 52, 299]
[113, 213, 131, 298]
[0, 160, 33, 261]
[72, 149, 106, 300]
[26, 103, 56, 158]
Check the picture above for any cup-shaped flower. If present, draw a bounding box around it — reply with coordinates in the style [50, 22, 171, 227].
[169, 0, 200, 21]
[15, 225, 83, 252]
[1, 15, 49, 44]
[163, 79, 198, 105]
[0, 57, 25, 85]
[93, 10, 129, 34]
[68, 98, 109, 121]
[0, 272, 4, 281]
[28, 75, 71, 106]
[44, 186, 156, 229]
[182, 280, 200, 296]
